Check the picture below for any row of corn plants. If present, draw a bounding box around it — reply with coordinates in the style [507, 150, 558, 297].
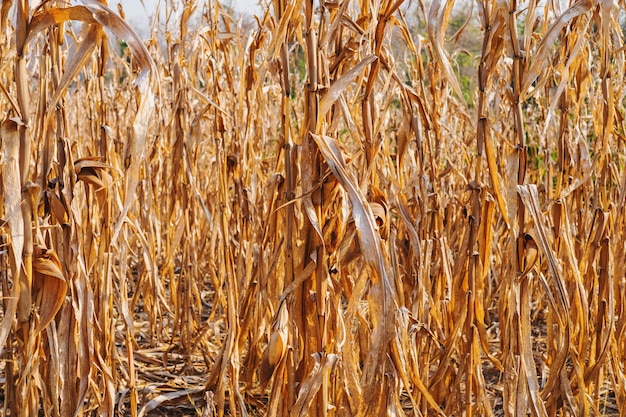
[1, 0, 626, 416]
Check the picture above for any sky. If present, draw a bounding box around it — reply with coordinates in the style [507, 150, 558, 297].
[110, 0, 263, 20]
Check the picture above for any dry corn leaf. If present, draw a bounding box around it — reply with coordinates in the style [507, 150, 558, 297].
[484, 121, 511, 228]
[290, 353, 338, 417]
[517, 185, 570, 319]
[23, 6, 113, 113]
[582, 234, 613, 381]
[517, 185, 571, 401]
[137, 387, 205, 417]
[427, 0, 464, 100]
[0, 1, 12, 46]
[542, 22, 589, 132]
[519, 275, 548, 417]
[317, 54, 378, 127]
[369, 186, 388, 240]
[303, 195, 325, 249]
[76, 0, 158, 244]
[370, 202, 387, 238]
[0, 119, 23, 280]
[32, 245, 68, 334]
[27, 6, 98, 43]
[75, 156, 113, 190]
[0, 0, 624, 415]
[392, 309, 445, 416]
[267, 0, 301, 60]
[80, 0, 156, 86]
[471, 326, 495, 416]
[521, 0, 593, 98]
[279, 254, 317, 301]
[311, 134, 390, 286]
[311, 133, 394, 415]
[0, 118, 22, 353]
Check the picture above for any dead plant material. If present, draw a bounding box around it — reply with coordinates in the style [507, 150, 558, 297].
[0, 0, 625, 416]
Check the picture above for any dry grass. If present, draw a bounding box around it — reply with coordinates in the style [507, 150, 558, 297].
[1, 0, 626, 416]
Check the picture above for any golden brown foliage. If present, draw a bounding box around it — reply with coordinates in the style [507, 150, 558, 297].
[1, 0, 626, 416]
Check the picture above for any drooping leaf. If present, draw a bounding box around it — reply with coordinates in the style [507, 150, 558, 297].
[76, 0, 158, 245]
[290, 353, 339, 417]
[32, 245, 68, 334]
[311, 133, 395, 415]
[521, 0, 593, 98]
[318, 54, 378, 123]
[427, 0, 464, 100]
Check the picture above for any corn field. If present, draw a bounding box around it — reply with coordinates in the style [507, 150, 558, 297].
[0, 0, 626, 415]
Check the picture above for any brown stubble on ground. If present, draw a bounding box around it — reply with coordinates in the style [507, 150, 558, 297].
[1, 0, 626, 416]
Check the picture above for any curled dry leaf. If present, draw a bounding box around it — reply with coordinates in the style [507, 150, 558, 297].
[24, 7, 105, 112]
[32, 245, 68, 334]
[75, 156, 113, 191]
[369, 186, 389, 240]
[80, 0, 157, 85]
[517, 185, 570, 318]
[370, 202, 387, 238]
[27, 6, 98, 43]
